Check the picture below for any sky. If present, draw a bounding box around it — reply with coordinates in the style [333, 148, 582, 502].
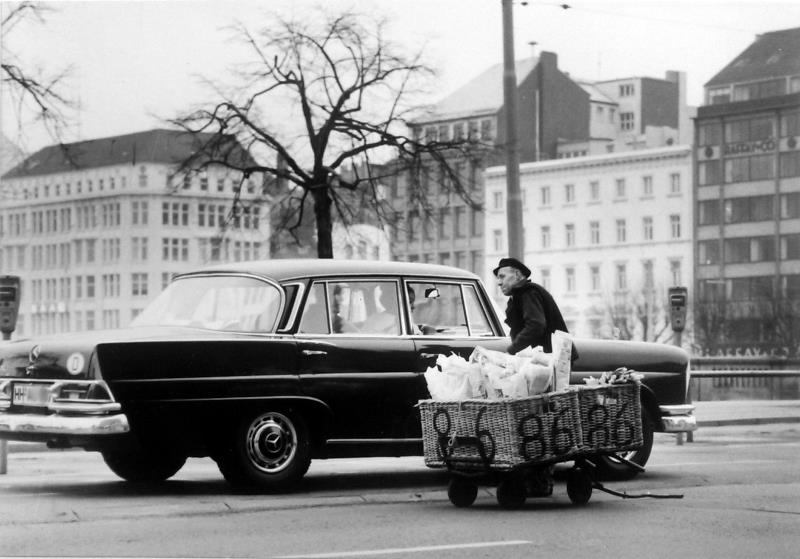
[2, 0, 800, 154]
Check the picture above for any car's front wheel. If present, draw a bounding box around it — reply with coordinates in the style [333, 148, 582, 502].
[214, 409, 311, 492]
[101, 447, 186, 483]
[592, 405, 655, 481]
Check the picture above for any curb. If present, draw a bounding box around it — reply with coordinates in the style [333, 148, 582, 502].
[697, 416, 800, 428]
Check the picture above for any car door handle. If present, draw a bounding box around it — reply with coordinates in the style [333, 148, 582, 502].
[302, 349, 328, 356]
[420, 352, 438, 359]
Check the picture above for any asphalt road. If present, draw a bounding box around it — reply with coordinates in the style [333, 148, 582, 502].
[0, 424, 799, 558]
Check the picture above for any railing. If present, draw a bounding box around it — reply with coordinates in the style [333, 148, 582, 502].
[689, 358, 800, 402]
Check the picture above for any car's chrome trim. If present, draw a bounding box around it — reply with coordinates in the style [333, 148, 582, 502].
[299, 372, 422, 380]
[48, 401, 122, 414]
[0, 412, 130, 436]
[326, 438, 422, 444]
[110, 374, 300, 383]
[659, 404, 697, 432]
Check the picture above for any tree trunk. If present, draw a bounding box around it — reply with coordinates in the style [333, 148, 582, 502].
[312, 186, 334, 258]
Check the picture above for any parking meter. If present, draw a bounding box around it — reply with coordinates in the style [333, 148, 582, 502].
[668, 286, 688, 333]
[0, 275, 21, 339]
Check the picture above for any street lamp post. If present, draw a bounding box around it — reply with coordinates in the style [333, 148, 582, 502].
[501, 0, 525, 261]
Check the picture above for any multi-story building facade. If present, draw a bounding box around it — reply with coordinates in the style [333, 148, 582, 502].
[390, 52, 590, 273]
[693, 26, 800, 357]
[484, 145, 693, 341]
[0, 129, 268, 338]
[390, 50, 688, 277]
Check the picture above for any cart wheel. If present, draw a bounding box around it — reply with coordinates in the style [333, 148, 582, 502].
[567, 467, 593, 505]
[496, 477, 526, 509]
[448, 478, 478, 508]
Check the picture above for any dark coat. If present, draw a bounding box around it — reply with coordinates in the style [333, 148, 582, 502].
[504, 281, 568, 354]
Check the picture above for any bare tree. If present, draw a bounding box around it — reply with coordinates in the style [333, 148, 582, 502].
[1, 2, 73, 146]
[605, 288, 672, 343]
[171, 9, 485, 258]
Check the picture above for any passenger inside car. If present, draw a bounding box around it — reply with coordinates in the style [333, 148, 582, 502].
[360, 285, 401, 335]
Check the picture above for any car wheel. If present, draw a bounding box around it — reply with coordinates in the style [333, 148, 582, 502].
[593, 405, 655, 481]
[101, 447, 186, 483]
[215, 409, 311, 492]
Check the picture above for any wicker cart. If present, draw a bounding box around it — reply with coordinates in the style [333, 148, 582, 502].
[418, 382, 643, 508]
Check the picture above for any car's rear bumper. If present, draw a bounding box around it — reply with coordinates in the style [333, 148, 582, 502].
[659, 404, 697, 432]
[0, 411, 130, 441]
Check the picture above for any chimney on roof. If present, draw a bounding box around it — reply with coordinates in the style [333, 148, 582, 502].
[528, 41, 538, 58]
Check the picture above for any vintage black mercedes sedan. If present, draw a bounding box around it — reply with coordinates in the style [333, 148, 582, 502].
[0, 260, 695, 490]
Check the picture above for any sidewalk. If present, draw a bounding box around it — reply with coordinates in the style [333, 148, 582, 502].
[694, 399, 800, 427]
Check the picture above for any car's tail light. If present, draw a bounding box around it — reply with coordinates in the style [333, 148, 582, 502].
[0, 380, 11, 410]
[48, 380, 121, 415]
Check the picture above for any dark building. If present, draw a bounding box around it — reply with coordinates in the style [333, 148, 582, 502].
[693, 27, 800, 357]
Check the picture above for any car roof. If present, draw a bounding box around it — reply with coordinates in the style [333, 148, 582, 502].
[180, 258, 481, 283]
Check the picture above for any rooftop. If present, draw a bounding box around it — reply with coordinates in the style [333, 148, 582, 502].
[2, 128, 258, 179]
[705, 26, 800, 87]
[413, 57, 539, 123]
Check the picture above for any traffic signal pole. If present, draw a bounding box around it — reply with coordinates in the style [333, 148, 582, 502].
[502, 0, 525, 261]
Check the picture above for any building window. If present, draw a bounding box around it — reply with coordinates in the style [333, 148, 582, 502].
[670, 260, 682, 286]
[642, 175, 653, 197]
[781, 234, 800, 260]
[615, 178, 626, 198]
[724, 195, 774, 223]
[670, 214, 681, 238]
[620, 112, 634, 131]
[541, 226, 550, 249]
[540, 185, 551, 206]
[564, 183, 575, 203]
[590, 181, 600, 201]
[699, 240, 721, 265]
[643, 260, 654, 289]
[566, 267, 576, 292]
[642, 216, 654, 240]
[493, 229, 503, 252]
[590, 221, 600, 245]
[616, 219, 627, 243]
[699, 122, 722, 145]
[455, 207, 467, 238]
[699, 160, 722, 185]
[669, 173, 681, 194]
[480, 119, 494, 140]
[619, 83, 634, 97]
[162, 238, 189, 262]
[781, 193, 800, 218]
[780, 152, 800, 178]
[615, 264, 627, 291]
[438, 208, 451, 240]
[698, 200, 721, 225]
[565, 224, 575, 247]
[590, 265, 601, 292]
[493, 190, 503, 210]
[540, 268, 551, 290]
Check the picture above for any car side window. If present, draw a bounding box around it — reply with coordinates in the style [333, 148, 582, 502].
[329, 281, 401, 335]
[407, 282, 468, 336]
[298, 283, 329, 334]
[463, 284, 494, 336]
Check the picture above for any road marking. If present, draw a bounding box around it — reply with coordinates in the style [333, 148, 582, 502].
[273, 540, 532, 558]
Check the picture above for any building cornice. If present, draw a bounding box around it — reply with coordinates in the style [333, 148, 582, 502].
[485, 145, 692, 178]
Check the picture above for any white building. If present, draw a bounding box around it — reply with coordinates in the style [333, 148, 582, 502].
[0, 129, 269, 338]
[484, 145, 693, 341]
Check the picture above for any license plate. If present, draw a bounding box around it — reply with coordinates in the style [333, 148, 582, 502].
[12, 383, 52, 407]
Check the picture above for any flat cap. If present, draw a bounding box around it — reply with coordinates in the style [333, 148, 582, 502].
[493, 257, 531, 278]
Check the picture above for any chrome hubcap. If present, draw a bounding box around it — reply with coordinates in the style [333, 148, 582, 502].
[245, 412, 297, 474]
